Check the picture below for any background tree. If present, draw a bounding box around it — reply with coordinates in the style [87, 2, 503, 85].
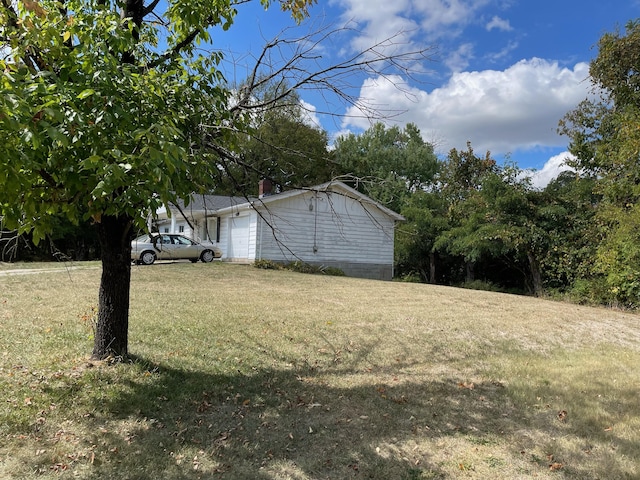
[559, 20, 640, 306]
[395, 190, 449, 283]
[434, 142, 498, 283]
[333, 122, 438, 212]
[474, 169, 548, 295]
[219, 83, 335, 195]
[536, 172, 599, 297]
[0, 0, 432, 358]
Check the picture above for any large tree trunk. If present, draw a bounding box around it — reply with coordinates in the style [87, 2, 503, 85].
[465, 260, 475, 282]
[429, 252, 436, 284]
[526, 250, 543, 297]
[92, 214, 133, 359]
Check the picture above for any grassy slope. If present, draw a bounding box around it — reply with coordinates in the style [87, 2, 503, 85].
[1, 262, 639, 479]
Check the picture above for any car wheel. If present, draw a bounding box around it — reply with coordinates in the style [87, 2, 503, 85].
[140, 251, 156, 265]
[200, 249, 214, 263]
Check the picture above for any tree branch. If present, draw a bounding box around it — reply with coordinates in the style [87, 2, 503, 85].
[228, 22, 436, 121]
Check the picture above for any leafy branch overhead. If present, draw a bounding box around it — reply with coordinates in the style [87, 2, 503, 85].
[0, 0, 432, 240]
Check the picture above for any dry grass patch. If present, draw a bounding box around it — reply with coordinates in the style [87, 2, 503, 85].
[1, 262, 639, 479]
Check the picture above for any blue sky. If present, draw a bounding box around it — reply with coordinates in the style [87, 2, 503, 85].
[211, 0, 640, 186]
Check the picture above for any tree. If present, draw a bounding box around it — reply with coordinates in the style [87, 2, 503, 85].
[475, 169, 547, 296]
[559, 20, 640, 306]
[434, 142, 498, 283]
[539, 172, 599, 296]
[333, 122, 438, 212]
[0, 0, 432, 358]
[395, 190, 449, 283]
[220, 83, 335, 194]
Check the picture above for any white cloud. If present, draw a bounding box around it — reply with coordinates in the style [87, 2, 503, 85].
[486, 15, 513, 32]
[486, 40, 519, 63]
[330, 0, 492, 54]
[526, 152, 575, 189]
[413, 0, 491, 39]
[342, 58, 591, 157]
[330, 0, 420, 55]
[299, 100, 323, 129]
[445, 43, 475, 72]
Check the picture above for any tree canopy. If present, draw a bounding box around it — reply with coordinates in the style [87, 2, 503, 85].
[333, 122, 439, 213]
[559, 20, 640, 306]
[218, 84, 335, 195]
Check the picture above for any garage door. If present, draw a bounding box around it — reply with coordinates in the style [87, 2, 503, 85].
[228, 215, 250, 259]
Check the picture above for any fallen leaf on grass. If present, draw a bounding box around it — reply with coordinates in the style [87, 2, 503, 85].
[458, 382, 475, 390]
[557, 410, 567, 422]
[549, 462, 563, 471]
[50, 463, 68, 472]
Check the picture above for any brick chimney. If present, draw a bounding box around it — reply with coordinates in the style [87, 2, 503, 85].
[258, 179, 272, 198]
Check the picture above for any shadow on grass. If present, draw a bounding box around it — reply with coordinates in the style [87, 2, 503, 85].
[75, 357, 452, 479]
[12, 346, 640, 480]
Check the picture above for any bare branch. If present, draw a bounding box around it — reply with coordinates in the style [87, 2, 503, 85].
[228, 22, 436, 121]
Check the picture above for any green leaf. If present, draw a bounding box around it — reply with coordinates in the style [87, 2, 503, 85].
[77, 89, 96, 99]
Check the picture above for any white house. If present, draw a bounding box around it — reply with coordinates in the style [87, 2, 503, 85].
[154, 181, 404, 280]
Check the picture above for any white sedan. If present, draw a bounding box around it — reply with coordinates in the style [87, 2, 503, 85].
[131, 234, 221, 265]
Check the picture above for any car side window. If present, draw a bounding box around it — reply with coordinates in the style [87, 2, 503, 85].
[161, 235, 171, 245]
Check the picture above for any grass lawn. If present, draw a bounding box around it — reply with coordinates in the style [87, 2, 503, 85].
[1, 262, 639, 479]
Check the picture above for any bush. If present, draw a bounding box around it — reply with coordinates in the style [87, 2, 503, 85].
[396, 273, 423, 283]
[460, 279, 502, 292]
[320, 266, 345, 277]
[253, 259, 283, 270]
[254, 259, 344, 277]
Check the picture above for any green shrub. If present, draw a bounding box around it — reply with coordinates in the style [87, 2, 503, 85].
[285, 260, 315, 274]
[397, 273, 423, 283]
[254, 259, 344, 276]
[460, 279, 502, 292]
[320, 266, 345, 276]
[253, 259, 283, 270]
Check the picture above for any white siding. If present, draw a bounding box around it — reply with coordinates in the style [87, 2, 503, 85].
[255, 190, 395, 266]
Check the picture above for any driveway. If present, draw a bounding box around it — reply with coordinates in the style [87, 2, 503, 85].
[0, 264, 100, 276]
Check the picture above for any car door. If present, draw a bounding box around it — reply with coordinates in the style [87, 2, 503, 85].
[169, 235, 199, 260]
[155, 234, 174, 260]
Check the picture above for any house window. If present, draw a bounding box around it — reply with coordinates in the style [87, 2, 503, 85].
[163, 227, 169, 233]
[216, 217, 221, 243]
[178, 225, 185, 233]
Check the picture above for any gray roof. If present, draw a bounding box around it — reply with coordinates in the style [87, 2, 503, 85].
[171, 194, 252, 214]
[213, 181, 405, 222]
